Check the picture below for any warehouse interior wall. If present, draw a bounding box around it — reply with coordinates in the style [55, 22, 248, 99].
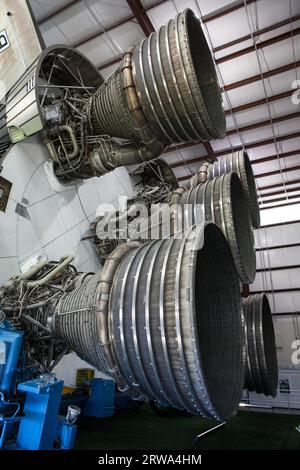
[249, 216, 300, 408]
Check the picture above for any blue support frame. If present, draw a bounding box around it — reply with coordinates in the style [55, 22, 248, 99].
[0, 322, 24, 396]
[17, 377, 63, 450]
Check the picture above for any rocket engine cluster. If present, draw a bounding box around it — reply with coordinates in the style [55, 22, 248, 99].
[0, 8, 278, 420]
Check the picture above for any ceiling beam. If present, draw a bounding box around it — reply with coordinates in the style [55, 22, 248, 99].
[251, 149, 300, 165]
[259, 186, 300, 198]
[74, 1, 166, 49]
[261, 219, 300, 228]
[260, 193, 300, 204]
[177, 161, 300, 183]
[213, 14, 300, 53]
[167, 129, 300, 160]
[37, 0, 167, 26]
[225, 89, 293, 115]
[223, 60, 300, 92]
[259, 198, 300, 211]
[37, 0, 256, 27]
[259, 178, 300, 191]
[76, 17, 136, 50]
[216, 27, 300, 64]
[212, 131, 300, 156]
[37, 0, 79, 24]
[98, 57, 122, 72]
[202, 142, 217, 162]
[255, 164, 300, 179]
[226, 112, 300, 135]
[256, 242, 300, 251]
[203, 0, 256, 23]
[40, 0, 166, 53]
[164, 89, 298, 154]
[127, 0, 155, 36]
[256, 264, 300, 272]
[250, 287, 300, 292]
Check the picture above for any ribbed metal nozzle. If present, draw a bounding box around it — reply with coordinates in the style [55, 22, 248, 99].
[52, 224, 245, 420]
[177, 172, 256, 283]
[90, 9, 225, 150]
[243, 293, 278, 397]
[207, 150, 260, 228]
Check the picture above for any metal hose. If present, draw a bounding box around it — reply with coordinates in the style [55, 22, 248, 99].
[88, 138, 162, 175]
[188, 161, 210, 188]
[26, 255, 74, 288]
[207, 150, 260, 228]
[177, 173, 256, 283]
[90, 9, 225, 148]
[49, 224, 245, 420]
[243, 293, 278, 397]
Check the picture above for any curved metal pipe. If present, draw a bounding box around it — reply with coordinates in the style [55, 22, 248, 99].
[88, 139, 163, 175]
[21, 259, 49, 280]
[58, 125, 79, 160]
[26, 255, 74, 288]
[188, 162, 210, 188]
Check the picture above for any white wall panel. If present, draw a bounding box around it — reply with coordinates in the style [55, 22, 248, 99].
[260, 197, 300, 210]
[257, 172, 300, 188]
[273, 316, 300, 367]
[256, 247, 300, 269]
[53, 352, 111, 386]
[249, 369, 300, 408]
[262, 189, 300, 203]
[260, 181, 300, 196]
[206, 0, 300, 49]
[251, 268, 300, 291]
[147, 0, 176, 29]
[29, 0, 68, 22]
[255, 222, 300, 247]
[0, 136, 136, 284]
[253, 155, 300, 175]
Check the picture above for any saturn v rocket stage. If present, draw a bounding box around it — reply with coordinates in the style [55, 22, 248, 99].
[0, 5, 277, 422]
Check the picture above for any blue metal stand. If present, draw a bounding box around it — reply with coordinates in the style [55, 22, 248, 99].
[83, 379, 115, 418]
[17, 376, 63, 450]
[56, 417, 78, 449]
[0, 323, 24, 395]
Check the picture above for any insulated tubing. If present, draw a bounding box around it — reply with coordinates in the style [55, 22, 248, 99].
[51, 224, 245, 420]
[91, 9, 225, 145]
[109, 224, 245, 420]
[207, 150, 260, 228]
[243, 293, 278, 397]
[178, 173, 256, 283]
